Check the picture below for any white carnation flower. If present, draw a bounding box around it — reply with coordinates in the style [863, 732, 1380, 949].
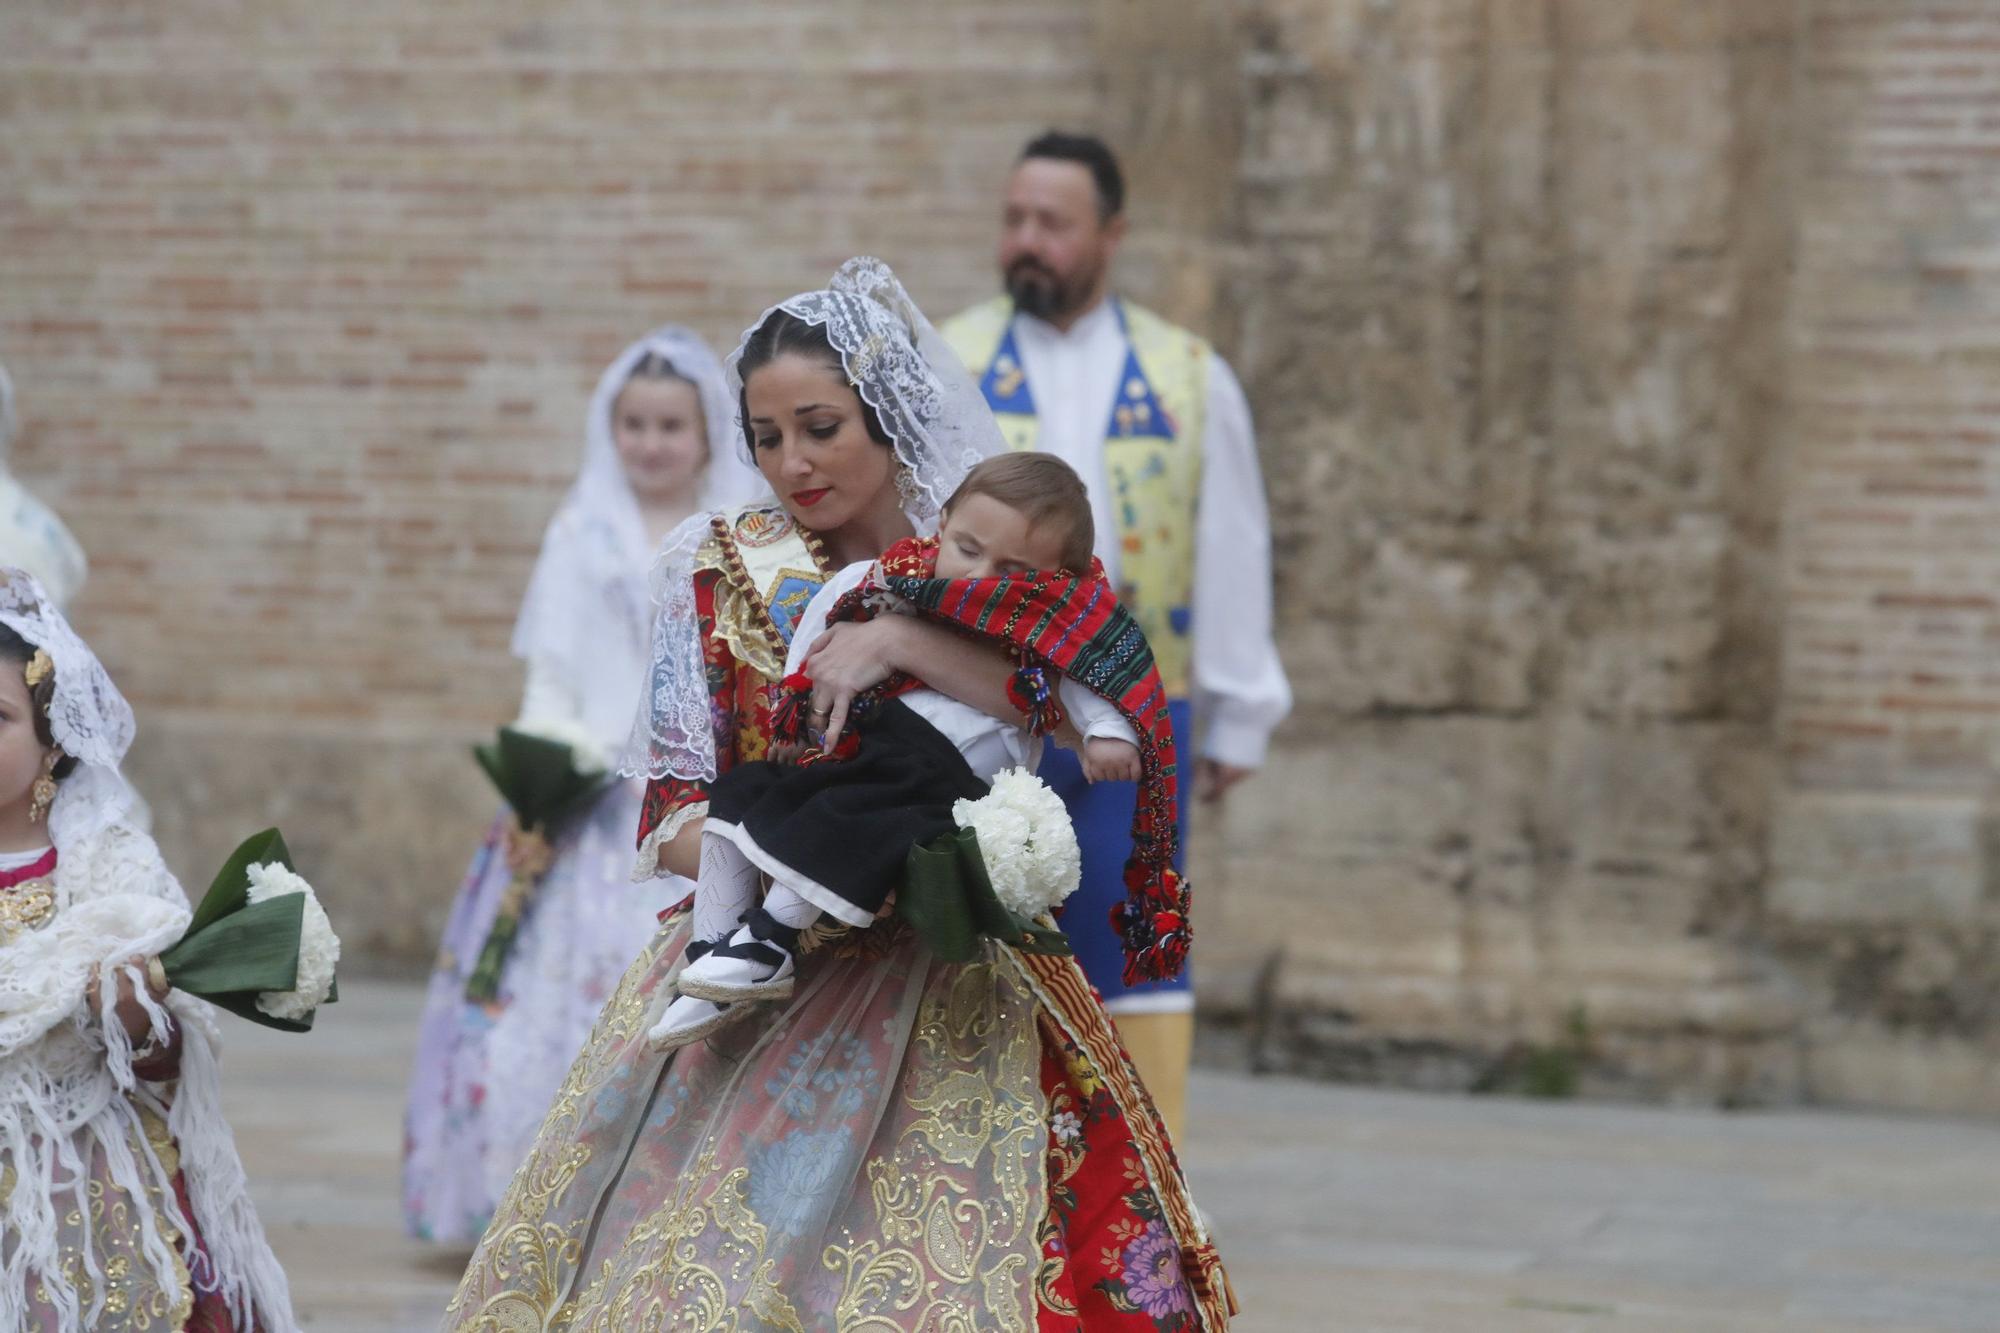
[952, 768, 1081, 920]
[513, 714, 611, 777]
[245, 861, 341, 1022]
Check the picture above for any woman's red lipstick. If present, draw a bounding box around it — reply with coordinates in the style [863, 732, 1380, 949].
[792, 487, 831, 508]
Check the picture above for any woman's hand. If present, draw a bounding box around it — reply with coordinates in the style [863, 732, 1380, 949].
[801, 619, 908, 753]
[86, 954, 168, 1045]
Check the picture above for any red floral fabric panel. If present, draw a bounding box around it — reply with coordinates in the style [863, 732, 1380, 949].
[1035, 1017, 1204, 1332]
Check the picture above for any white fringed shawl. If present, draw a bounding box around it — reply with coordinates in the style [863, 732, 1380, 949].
[0, 820, 297, 1331]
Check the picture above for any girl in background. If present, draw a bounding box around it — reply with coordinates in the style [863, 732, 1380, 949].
[401, 328, 760, 1245]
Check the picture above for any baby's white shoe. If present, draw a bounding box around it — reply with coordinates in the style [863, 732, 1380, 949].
[675, 925, 797, 1003]
[647, 994, 748, 1050]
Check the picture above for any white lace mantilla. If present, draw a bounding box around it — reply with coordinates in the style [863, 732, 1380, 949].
[619, 257, 1003, 784]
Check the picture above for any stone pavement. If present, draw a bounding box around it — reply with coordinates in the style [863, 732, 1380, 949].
[218, 979, 2000, 1332]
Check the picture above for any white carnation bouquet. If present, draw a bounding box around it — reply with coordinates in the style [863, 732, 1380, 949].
[158, 828, 340, 1032]
[900, 770, 1078, 962]
[951, 768, 1082, 919]
[243, 861, 341, 1022]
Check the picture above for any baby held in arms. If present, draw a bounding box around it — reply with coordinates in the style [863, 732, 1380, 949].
[649, 454, 1140, 1048]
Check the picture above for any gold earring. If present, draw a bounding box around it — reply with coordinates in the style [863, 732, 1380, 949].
[28, 753, 57, 825]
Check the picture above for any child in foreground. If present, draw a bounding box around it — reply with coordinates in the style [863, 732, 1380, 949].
[0, 570, 295, 1331]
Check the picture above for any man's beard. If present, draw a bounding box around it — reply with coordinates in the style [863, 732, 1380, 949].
[1005, 257, 1096, 322]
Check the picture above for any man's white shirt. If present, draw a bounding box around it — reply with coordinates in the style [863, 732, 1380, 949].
[1007, 301, 1291, 768]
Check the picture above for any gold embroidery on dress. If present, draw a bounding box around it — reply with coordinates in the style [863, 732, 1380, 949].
[704, 514, 834, 686]
[15, 1104, 196, 1330]
[557, 1152, 806, 1333]
[1034, 1209, 1078, 1317]
[807, 913, 904, 961]
[0, 875, 55, 943]
[138, 1106, 197, 1330]
[1005, 949, 1237, 1330]
[708, 551, 788, 682]
[821, 954, 1041, 1332]
[446, 938, 1048, 1333]
[1036, 1019, 1087, 1316]
[444, 928, 678, 1329]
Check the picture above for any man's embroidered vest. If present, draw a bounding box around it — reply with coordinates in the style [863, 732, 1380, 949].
[943, 297, 1207, 695]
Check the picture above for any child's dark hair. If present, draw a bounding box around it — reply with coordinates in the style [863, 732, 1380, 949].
[734, 309, 893, 452]
[942, 454, 1096, 572]
[0, 624, 76, 776]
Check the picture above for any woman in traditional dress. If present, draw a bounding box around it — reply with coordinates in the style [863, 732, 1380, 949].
[442, 259, 1235, 1331]
[402, 328, 762, 1245]
[0, 569, 296, 1331]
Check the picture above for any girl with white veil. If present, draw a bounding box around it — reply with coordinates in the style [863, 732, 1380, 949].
[401, 327, 761, 1245]
[0, 570, 296, 1331]
[443, 261, 1236, 1331]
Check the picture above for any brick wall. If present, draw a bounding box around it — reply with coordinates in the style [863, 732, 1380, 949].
[5, 1, 1997, 1111]
[0, 0, 1097, 956]
[1771, 0, 2000, 1110]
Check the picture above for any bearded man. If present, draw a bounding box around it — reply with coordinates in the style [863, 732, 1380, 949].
[942, 132, 1290, 1138]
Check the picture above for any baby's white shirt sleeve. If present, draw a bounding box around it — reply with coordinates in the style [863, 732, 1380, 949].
[1059, 677, 1139, 745]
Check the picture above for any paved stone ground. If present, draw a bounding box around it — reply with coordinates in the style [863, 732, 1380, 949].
[219, 979, 2000, 1331]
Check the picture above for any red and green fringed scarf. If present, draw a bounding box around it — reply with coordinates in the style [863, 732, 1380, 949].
[775, 535, 1190, 984]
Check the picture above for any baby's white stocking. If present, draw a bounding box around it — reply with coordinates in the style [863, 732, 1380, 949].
[692, 832, 760, 943]
[758, 883, 823, 932]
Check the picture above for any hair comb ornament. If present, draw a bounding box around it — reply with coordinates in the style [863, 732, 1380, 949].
[23, 648, 52, 688]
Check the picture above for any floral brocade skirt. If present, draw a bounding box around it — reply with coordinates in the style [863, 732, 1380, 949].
[442, 911, 1234, 1332]
[402, 780, 682, 1245]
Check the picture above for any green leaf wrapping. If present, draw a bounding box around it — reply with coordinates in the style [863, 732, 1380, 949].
[473, 727, 611, 832]
[899, 827, 1072, 962]
[185, 828, 294, 937]
[160, 826, 333, 1033]
[158, 893, 303, 995]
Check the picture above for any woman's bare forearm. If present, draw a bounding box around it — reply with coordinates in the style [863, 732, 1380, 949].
[890, 619, 1016, 721]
